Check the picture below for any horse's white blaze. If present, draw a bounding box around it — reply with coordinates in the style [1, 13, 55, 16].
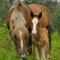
[32, 17, 38, 34]
[19, 31, 23, 50]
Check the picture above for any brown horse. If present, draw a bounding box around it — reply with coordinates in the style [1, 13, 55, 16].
[7, 2, 53, 60]
[28, 4, 53, 28]
[32, 27, 49, 60]
[27, 4, 53, 60]
[6, 2, 32, 59]
[29, 11, 49, 60]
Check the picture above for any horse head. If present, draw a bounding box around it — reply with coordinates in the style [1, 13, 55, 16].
[12, 25, 29, 58]
[31, 11, 42, 35]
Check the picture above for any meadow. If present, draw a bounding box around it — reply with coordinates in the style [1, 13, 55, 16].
[0, 25, 60, 60]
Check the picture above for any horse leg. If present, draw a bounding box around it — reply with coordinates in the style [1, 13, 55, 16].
[34, 46, 40, 60]
[32, 45, 40, 60]
[28, 32, 32, 54]
[47, 32, 51, 59]
[40, 40, 49, 60]
[41, 46, 47, 60]
[34, 45, 47, 60]
[46, 26, 53, 59]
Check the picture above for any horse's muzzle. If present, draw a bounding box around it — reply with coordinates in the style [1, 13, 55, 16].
[20, 51, 29, 58]
[20, 52, 28, 60]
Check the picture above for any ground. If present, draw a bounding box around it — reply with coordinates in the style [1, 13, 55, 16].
[0, 25, 60, 60]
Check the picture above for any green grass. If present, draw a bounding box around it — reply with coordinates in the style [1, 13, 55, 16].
[51, 32, 60, 60]
[0, 26, 19, 60]
[0, 25, 60, 60]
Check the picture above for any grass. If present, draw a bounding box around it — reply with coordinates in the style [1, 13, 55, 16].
[0, 25, 60, 60]
[51, 32, 60, 60]
[0, 25, 19, 60]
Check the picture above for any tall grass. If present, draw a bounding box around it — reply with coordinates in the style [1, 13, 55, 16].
[0, 26, 60, 60]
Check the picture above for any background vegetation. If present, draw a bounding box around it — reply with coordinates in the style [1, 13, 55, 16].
[0, 0, 60, 60]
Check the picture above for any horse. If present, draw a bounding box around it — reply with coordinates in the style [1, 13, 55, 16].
[6, 2, 32, 60]
[7, 2, 31, 30]
[27, 4, 53, 60]
[32, 27, 49, 60]
[30, 11, 49, 60]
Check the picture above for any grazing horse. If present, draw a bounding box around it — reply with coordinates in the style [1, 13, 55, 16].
[28, 4, 53, 55]
[6, 2, 31, 59]
[7, 2, 31, 30]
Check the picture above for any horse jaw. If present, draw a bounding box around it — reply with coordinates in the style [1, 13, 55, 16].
[32, 17, 38, 34]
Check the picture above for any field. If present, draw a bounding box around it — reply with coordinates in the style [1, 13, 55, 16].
[0, 25, 60, 60]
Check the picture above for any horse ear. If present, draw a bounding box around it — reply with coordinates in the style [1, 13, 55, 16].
[38, 12, 42, 18]
[31, 11, 34, 18]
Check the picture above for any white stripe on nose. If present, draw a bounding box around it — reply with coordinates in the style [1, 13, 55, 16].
[19, 31, 23, 50]
[32, 18, 38, 34]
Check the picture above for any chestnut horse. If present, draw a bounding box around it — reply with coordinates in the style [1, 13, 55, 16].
[32, 27, 49, 60]
[27, 4, 53, 60]
[7, 2, 53, 60]
[6, 2, 32, 60]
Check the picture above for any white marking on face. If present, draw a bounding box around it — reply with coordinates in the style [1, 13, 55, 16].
[19, 31, 23, 50]
[32, 17, 38, 34]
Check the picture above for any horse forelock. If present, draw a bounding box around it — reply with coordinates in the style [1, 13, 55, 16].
[29, 4, 52, 27]
[29, 4, 42, 15]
